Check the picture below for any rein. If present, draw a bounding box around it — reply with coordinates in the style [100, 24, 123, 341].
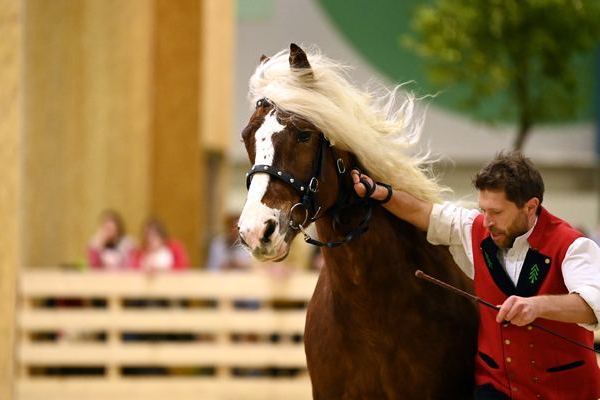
[245, 103, 374, 248]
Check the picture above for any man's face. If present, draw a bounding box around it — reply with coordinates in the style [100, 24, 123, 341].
[478, 189, 536, 249]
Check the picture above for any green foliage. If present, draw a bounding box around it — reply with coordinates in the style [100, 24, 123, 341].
[405, 0, 600, 147]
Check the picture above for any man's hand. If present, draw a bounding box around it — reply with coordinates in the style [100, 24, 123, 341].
[351, 169, 386, 200]
[90, 228, 109, 249]
[351, 169, 371, 198]
[496, 295, 541, 326]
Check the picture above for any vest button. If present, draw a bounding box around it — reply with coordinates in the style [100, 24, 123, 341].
[503, 323, 509, 328]
[531, 360, 536, 365]
[506, 357, 512, 363]
[527, 325, 533, 330]
[529, 343, 534, 348]
[533, 376, 539, 382]
[504, 339, 511, 345]
[512, 386, 518, 392]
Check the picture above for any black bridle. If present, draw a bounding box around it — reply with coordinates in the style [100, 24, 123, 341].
[245, 100, 374, 248]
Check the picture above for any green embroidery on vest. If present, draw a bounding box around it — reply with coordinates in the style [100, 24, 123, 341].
[483, 251, 494, 270]
[529, 264, 540, 284]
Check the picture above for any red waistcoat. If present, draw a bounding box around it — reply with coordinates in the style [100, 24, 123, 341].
[471, 207, 599, 399]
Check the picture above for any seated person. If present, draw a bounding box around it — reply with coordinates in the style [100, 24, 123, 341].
[206, 213, 252, 271]
[132, 218, 189, 271]
[87, 209, 136, 269]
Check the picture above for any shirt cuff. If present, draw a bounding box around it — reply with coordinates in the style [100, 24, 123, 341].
[571, 286, 600, 331]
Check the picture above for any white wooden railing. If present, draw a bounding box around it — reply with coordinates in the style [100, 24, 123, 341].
[16, 270, 319, 400]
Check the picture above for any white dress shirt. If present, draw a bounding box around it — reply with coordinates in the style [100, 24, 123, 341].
[427, 202, 600, 331]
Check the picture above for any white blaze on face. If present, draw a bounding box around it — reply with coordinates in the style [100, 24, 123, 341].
[238, 111, 286, 253]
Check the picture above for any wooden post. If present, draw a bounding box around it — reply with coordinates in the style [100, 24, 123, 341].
[199, 0, 235, 253]
[0, 0, 23, 398]
[216, 298, 234, 379]
[106, 295, 120, 380]
[150, 0, 204, 266]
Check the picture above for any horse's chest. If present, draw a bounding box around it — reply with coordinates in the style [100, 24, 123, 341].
[305, 304, 412, 387]
[306, 343, 425, 400]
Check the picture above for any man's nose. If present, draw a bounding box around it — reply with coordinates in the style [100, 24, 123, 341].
[483, 214, 494, 228]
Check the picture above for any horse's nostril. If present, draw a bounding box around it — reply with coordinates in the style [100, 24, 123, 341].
[261, 219, 277, 244]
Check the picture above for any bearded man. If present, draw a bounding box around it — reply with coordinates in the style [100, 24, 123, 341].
[354, 151, 600, 399]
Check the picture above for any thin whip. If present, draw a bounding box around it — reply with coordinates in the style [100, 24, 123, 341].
[415, 269, 599, 354]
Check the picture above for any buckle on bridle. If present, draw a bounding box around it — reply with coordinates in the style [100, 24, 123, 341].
[289, 202, 309, 230]
[308, 177, 319, 192]
[336, 158, 346, 174]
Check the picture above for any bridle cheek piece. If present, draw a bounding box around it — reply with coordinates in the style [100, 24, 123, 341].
[245, 130, 332, 229]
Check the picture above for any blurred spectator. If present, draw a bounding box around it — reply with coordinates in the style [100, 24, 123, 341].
[206, 213, 252, 271]
[87, 209, 136, 269]
[133, 218, 189, 271]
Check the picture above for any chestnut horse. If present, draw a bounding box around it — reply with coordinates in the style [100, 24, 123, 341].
[238, 43, 478, 399]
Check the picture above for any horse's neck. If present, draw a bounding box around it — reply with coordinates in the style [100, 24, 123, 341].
[314, 205, 420, 297]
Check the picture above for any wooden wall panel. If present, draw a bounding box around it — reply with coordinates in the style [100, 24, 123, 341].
[21, 0, 235, 268]
[0, 0, 22, 397]
[23, 0, 153, 266]
[200, 0, 234, 152]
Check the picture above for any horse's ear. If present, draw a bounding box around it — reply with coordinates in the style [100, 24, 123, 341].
[259, 54, 270, 64]
[289, 43, 312, 72]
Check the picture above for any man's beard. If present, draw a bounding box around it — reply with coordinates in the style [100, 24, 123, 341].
[490, 212, 529, 249]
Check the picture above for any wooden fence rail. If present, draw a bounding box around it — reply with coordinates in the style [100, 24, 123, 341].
[16, 270, 319, 400]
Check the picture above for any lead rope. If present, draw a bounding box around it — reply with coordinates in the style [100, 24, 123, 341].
[295, 144, 376, 248]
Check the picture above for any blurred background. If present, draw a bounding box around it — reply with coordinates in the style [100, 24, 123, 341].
[1, 0, 598, 399]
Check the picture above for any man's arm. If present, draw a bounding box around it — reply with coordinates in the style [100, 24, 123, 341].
[352, 170, 432, 231]
[496, 237, 600, 328]
[352, 170, 479, 278]
[496, 293, 597, 326]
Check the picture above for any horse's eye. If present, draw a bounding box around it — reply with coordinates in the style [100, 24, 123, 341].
[297, 131, 311, 143]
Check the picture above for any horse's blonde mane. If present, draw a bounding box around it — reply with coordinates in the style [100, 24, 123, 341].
[249, 46, 446, 202]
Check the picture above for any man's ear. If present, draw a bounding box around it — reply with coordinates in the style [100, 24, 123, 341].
[526, 197, 540, 214]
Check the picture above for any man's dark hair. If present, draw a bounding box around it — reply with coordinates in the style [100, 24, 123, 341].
[473, 151, 544, 214]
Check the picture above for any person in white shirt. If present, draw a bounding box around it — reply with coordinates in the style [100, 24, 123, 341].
[352, 151, 600, 399]
[137, 218, 175, 272]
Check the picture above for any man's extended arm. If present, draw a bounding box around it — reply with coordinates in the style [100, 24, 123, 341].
[351, 170, 432, 231]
